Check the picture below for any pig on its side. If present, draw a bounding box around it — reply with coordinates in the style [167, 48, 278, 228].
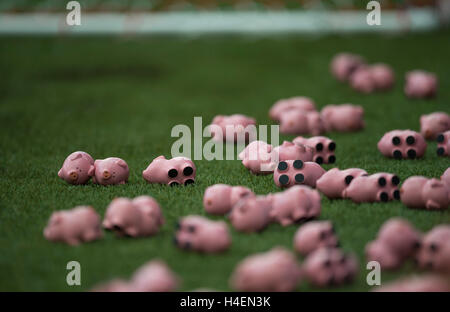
[58, 151, 95, 185]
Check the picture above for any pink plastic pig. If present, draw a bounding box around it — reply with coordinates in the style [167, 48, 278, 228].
[293, 136, 336, 164]
[142, 155, 196, 186]
[273, 160, 325, 188]
[230, 247, 301, 292]
[377, 130, 427, 159]
[405, 70, 438, 99]
[229, 195, 273, 232]
[103, 196, 164, 237]
[269, 96, 316, 121]
[279, 110, 325, 136]
[442, 167, 450, 187]
[302, 247, 358, 287]
[370, 63, 395, 90]
[269, 185, 321, 226]
[238, 140, 275, 174]
[343, 173, 400, 203]
[321, 104, 365, 132]
[294, 221, 339, 255]
[400, 176, 449, 210]
[209, 114, 256, 143]
[58, 151, 95, 185]
[365, 218, 421, 270]
[374, 275, 450, 292]
[93, 157, 129, 185]
[174, 216, 231, 253]
[437, 131, 450, 157]
[316, 168, 368, 199]
[44, 206, 103, 245]
[349, 66, 376, 93]
[420, 112, 450, 140]
[272, 141, 314, 162]
[330, 53, 365, 82]
[415, 225, 450, 274]
[203, 184, 254, 215]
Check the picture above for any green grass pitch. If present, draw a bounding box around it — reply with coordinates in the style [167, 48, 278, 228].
[0, 32, 449, 291]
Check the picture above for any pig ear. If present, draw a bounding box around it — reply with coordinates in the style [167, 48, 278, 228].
[94, 159, 100, 166]
[115, 159, 127, 169]
[51, 213, 63, 225]
[70, 153, 83, 161]
[58, 169, 63, 178]
[155, 155, 166, 161]
[426, 199, 440, 210]
[88, 165, 95, 176]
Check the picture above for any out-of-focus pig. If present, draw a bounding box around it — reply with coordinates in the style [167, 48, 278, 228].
[272, 141, 314, 162]
[208, 114, 256, 143]
[230, 247, 301, 292]
[293, 136, 337, 164]
[93, 157, 129, 185]
[238, 140, 275, 174]
[404, 70, 438, 99]
[174, 216, 231, 253]
[442, 167, 450, 187]
[401, 176, 449, 210]
[437, 131, 450, 157]
[58, 151, 95, 185]
[420, 112, 450, 140]
[321, 104, 365, 132]
[44, 206, 103, 245]
[293, 221, 339, 255]
[316, 168, 368, 199]
[373, 275, 450, 292]
[203, 184, 254, 215]
[269, 96, 316, 121]
[349, 66, 376, 93]
[273, 160, 326, 189]
[142, 155, 196, 186]
[377, 130, 427, 159]
[330, 53, 365, 82]
[279, 110, 326, 136]
[415, 225, 450, 274]
[370, 63, 395, 90]
[343, 173, 400, 203]
[229, 195, 273, 232]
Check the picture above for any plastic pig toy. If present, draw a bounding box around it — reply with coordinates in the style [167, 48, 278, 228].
[365, 218, 421, 270]
[142, 156, 196, 186]
[415, 225, 450, 274]
[230, 247, 301, 292]
[442, 168, 450, 187]
[270, 185, 321, 226]
[44, 206, 103, 245]
[330, 53, 365, 82]
[349, 66, 376, 93]
[373, 275, 450, 292]
[238, 140, 275, 174]
[208, 114, 256, 143]
[269, 96, 316, 121]
[400, 176, 449, 210]
[377, 130, 427, 159]
[343, 173, 400, 203]
[203, 184, 254, 215]
[58, 151, 95, 185]
[229, 195, 273, 232]
[316, 168, 368, 199]
[272, 141, 314, 162]
[437, 131, 450, 157]
[420, 112, 450, 140]
[93, 157, 129, 185]
[293, 136, 336, 164]
[404, 70, 438, 99]
[321, 104, 365, 132]
[273, 160, 326, 189]
[174, 216, 231, 253]
[302, 247, 358, 287]
[370, 63, 395, 90]
[294, 221, 339, 255]
[103, 196, 164, 237]
[279, 110, 325, 136]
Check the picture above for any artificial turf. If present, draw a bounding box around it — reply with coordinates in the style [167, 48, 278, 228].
[0, 31, 449, 292]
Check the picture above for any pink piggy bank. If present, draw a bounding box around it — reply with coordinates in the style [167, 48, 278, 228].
[230, 247, 301, 292]
[330, 53, 365, 82]
[420, 112, 450, 140]
[365, 218, 421, 270]
[343, 173, 400, 203]
[229, 195, 273, 232]
[103, 196, 164, 237]
[58, 151, 95, 185]
[442, 167, 450, 187]
[373, 275, 450, 292]
[349, 66, 376, 93]
[279, 110, 325, 136]
[93, 157, 129, 185]
[269, 185, 321, 226]
[293, 221, 339, 255]
[142, 155, 196, 186]
[370, 63, 395, 90]
[293, 136, 336, 164]
[209, 114, 256, 143]
[377, 130, 427, 159]
[437, 131, 450, 157]
[269, 96, 316, 121]
[302, 247, 358, 287]
[272, 141, 314, 162]
[316, 168, 368, 199]
[404, 70, 438, 99]
[203, 184, 254, 215]
[401, 176, 449, 210]
[415, 225, 450, 274]
[174, 215, 231, 253]
[44, 206, 103, 245]
[320, 104, 365, 132]
[238, 140, 275, 174]
[273, 160, 326, 189]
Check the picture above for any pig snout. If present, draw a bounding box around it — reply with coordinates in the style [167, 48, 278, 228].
[69, 170, 78, 181]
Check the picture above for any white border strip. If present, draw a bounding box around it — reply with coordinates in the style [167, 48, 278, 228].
[0, 10, 439, 35]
